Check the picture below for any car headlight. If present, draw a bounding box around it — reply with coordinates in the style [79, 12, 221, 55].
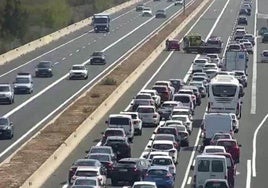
[48, 68, 52, 71]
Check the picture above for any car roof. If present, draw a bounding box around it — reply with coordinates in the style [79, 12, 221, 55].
[76, 166, 99, 171]
[119, 158, 141, 162]
[155, 134, 175, 138]
[133, 181, 156, 186]
[106, 136, 126, 140]
[105, 127, 125, 131]
[137, 105, 155, 109]
[217, 138, 237, 142]
[109, 114, 131, 118]
[152, 140, 174, 144]
[204, 145, 226, 150]
[148, 165, 170, 170]
[152, 155, 173, 160]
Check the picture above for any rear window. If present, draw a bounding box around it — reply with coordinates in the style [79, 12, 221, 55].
[152, 144, 173, 150]
[205, 148, 224, 153]
[204, 181, 228, 188]
[162, 103, 177, 108]
[158, 128, 176, 135]
[105, 130, 124, 136]
[153, 86, 167, 93]
[212, 160, 224, 172]
[75, 171, 97, 177]
[174, 96, 190, 103]
[137, 108, 154, 113]
[136, 95, 151, 99]
[152, 158, 172, 165]
[198, 160, 210, 172]
[74, 179, 96, 186]
[194, 59, 206, 64]
[88, 154, 110, 162]
[90, 147, 110, 154]
[110, 117, 130, 125]
[148, 169, 168, 176]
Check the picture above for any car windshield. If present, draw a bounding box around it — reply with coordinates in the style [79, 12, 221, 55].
[192, 77, 205, 82]
[173, 96, 190, 103]
[153, 144, 173, 150]
[136, 95, 151, 99]
[37, 62, 50, 68]
[206, 40, 221, 45]
[74, 179, 96, 186]
[152, 158, 172, 165]
[137, 108, 154, 113]
[93, 18, 108, 23]
[118, 161, 136, 167]
[109, 117, 130, 125]
[72, 66, 84, 70]
[105, 130, 123, 136]
[75, 170, 98, 177]
[263, 51, 268, 56]
[158, 128, 175, 135]
[157, 10, 165, 13]
[194, 59, 206, 64]
[207, 54, 217, 59]
[162, 103, 177, 108]
[88, 154, 110, 162]
[0, 118, 8, 125]
[205, 181, 228, 188]
[148, 169, 168, 176]
[172, 116, 186, 122]
[90, 148, 110, 154]
[212, 85, 237, 97]
[205, 148, 224, 153]
[15, 77, 30, 83]
[74, 160, 97, 167]
[213, 135, 231, 141]
[134, 100, 150, 105]
[92, 52, 103, 56]
[0, 86, 10, 92]
[217, 141, 236, 148]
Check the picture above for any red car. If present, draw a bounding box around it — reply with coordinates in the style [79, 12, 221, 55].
[216, 139, 241, 164]
[152, 85, 171, 102]
[166, 39, 180, 51]
[213, 152, 237, 188]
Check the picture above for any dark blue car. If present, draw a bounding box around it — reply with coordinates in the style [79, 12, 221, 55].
[144, 166, 175, 188]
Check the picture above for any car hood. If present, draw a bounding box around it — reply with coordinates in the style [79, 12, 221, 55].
[70, 70, 87, 73]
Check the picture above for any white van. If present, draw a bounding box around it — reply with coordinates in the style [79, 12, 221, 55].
[193, 155, 228, 188]
[106, 114, 134, 142]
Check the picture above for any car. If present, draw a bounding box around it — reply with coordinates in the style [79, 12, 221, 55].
[237, 16, 248, 25]
[243, 34, 255, 45]
[243, 41, 253, 54]
[239, 8, 250, 16]
[100, 128, 126, 146]
[69, 64, 88, 80]
[136, 105, 160, 127]
[145, 151, 170, 162]
[171, 115, 193, 134]
[192, 58, 209, 73]
[142, 7, 153, 17]
[189, 81, 206, 98]
[165, 39, 180, 51]
[0, 117, 14, 139]
[0, 83, 14, 104]
[130, 181, 157, 188]
[203, 63, 218, 72]
[144, 166, 175, 188]
[261, 50, 268, 63]
[72, 177, 103, 187]
[258, 26, 268, 36]
[136, 3, 145, 11]
[156, 127, 180, 147]
[233, 70, 247, 87]
[85, 146, 116, 161]
[68, 159, 103, 184]
[71, 185, 95, 188]
[149, 140, 178, 163]
[151, 156, 176, 175]
[140, 89, 161, 107]
[131, 99, 155, 111]
[216, 139, 241, 163]
[205, 69, 219, 80]
[158, 101, 183, 120]
[110, 158, 150, 186]
[173, 93, 195, 113]
[203, 179, 230, 188]
[13, 73, 33, 94]
[192, 75, 208, 85]
[202, 145, 226, 154]
[171, 107, 193, 120]
[234, 28, 247, 40]
[86, 153, 116, 178]
[35, 61, 53, 77]
[90, 51, 106, 65]
[152, 85, 172, 102]
[174, 0, 184, 5]
[120, 111, 143, 135]
[154, 80, 175, 96]
[152, 134, 180, 150]
[155, 9, 167, 18]
[210, 133, 233, 145]
[103, 136, 131, 160]
[70, 166, 107, 186]
[193, 72, 208, 78]
[262, 32, 268, 43]
[134, 93, 155, 106]
[169, 79, 185, 92]
[206, 54, 221, 66]
[182, 85, 202, 106]
[227, 43, 242, 51]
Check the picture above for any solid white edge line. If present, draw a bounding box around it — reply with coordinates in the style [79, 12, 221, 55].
[247, 159, 252, 188]
[187, 176, 192, 185]
[252, 114, 268, 177]
[0, 0, 153, 79]
[251, 0, 258, 114]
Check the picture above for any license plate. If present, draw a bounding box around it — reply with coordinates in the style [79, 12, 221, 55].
[119, 169, 128, 172]
[154, 178, 162, 180]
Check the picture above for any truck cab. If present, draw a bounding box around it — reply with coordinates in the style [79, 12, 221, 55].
[92, 13, 110, 32]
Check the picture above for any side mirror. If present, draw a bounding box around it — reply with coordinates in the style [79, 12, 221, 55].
[238, 144, 242, 147]
[105, 120, 108, 124]
[153, 131, 156, 134]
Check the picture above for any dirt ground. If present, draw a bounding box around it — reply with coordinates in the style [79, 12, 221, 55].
[0, 0, 209, 187]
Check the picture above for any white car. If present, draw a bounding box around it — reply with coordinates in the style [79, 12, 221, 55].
[189, 81, 206, 97]
[137, 105, 160, 126]
[261, 50, 268, 63]
[154, 80, 175, 96]
[192, 58, 209, 73]
[149, 140, 178, 163]
[202, 145, 226, 154]
[158, 101, 183, 120]
[205, 69, 218, 80]
[171, 107, 193, 120]
[120, 111, 142, 135]
[210, 133, 233, 145]
[70, 166, 107, 185]
[69, 64, 88, 79]
[123, 181, 157, 188]
[162, 119, 183, 127]
[243, 41, 253, 54]
[142, 7, 153, 16]
[72, 176, 102, 187]
[174, 0, 184, 5]
[173, 93, 195, 113]
[230, 113, 239, 133]
[13, 73, 33, 94]
[192, 75, 208, 85]
[203, 63, 218, 72]
[171, 115, 193, 134]
[140, 89, 161, 106]
[206, 54, 221, 66]
[151, 156, 176, 175]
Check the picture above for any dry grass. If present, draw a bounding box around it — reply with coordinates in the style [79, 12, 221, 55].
[0, 0, 210, 187]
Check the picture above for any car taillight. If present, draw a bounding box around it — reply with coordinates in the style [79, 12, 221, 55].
[133, 168, 138, 172]
[166, 173, 173, 178]
[108, 162, 113, 167]
[133, 120, 139, 124]
[153, 114, 157, 118]
[145, 173, 149, 176]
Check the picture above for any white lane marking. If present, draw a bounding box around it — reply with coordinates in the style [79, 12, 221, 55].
[76, 49, 80, 53]
[192, 159, 196, 167]
[187, 177, 192, 185]
[87, 42, 90, 45]
[0, 0, 192, 159]
[222, 36, 231, 57]
[69, 53, 73, 56]
[62, 57, 66, 61]
[101, 3, 175, 52]
[251, 0, 258, 114]
[181, 0, 230, 187]
[247, 160, 252, 188]
[0, 0, 153, 79]
[54, 62, 59, 65]
[252, 113, 268, 177]
[82, 46, 86, 49]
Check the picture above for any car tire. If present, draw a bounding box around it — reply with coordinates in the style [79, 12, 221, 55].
[85, 75, 88, 80]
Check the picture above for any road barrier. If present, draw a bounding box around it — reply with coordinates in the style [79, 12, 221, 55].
[0, 0, 143, 66]
[20, 0, 211, 187]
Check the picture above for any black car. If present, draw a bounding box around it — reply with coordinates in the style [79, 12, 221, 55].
[237, 16, 248, 25]
[86, 153, 116, 178]
[155, 10, 167, 18]
[0, 117, 14, 139]
[68, 159, 102, 184]
[35, 61, 53, 77]
[90, 51, 106, 65]
[110, 158, 150, 186]
[104, 136, 131, 160]
[239, 8, 250, 16]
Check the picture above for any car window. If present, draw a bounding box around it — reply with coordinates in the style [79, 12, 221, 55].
[152, 144, 173, 150]
[137, 108, 154, 113]
[148, 169, 168, 176]
[174, 96, 190, 103]
[75, 170, 98, 177]
[204, 181, 228, 188]
[152, 158, 172, 165]
[133, 185, 156, 188]
[74, 179, 96, 186]
[0, 118, 8, 125]
[198, 160, 210, 172]
[0, 86, 10, 92]
[212, 160, 224, 172]
[110, 117, 130, 125]
[88, 154, 110, 162]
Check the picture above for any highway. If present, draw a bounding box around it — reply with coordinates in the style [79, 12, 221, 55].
[0, 0, 195, 162]
[39, 0, 268, 187]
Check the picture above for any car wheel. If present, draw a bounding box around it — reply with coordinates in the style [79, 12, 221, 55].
[85, 75, 88, 80]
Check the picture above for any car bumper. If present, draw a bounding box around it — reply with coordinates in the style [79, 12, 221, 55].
[14, 87, 31, 93]
[0, 130, 12, 137]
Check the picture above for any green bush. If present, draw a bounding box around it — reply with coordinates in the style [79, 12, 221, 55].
[101, 78, 117, 85]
